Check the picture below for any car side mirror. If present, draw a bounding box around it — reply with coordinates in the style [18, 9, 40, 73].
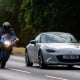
[30, 40, 37, 44]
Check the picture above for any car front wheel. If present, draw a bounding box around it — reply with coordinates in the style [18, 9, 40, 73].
[25, 52, 33, 67]
[38, 51, 47, 69]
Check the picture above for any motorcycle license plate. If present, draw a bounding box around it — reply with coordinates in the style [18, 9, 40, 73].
[63, 55, 79, 59]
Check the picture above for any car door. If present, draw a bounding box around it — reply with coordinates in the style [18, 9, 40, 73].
[33, 34, 46, 62]
[27, 43, 36, 62]
[31, 35, 41, 63]
[32, 43, 40, 62]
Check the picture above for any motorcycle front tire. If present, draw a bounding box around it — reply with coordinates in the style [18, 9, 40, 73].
[1, 54, 10, 68]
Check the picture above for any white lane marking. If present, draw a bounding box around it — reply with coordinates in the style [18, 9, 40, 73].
[45, 75, 69, 80]
[9, 68, 31, 74]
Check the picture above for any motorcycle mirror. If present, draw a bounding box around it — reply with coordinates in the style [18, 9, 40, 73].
[16, 37, 19, 42]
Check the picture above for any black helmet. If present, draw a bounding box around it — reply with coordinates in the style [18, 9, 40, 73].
[3, 22, 12, 33]
[3, 22, 11, 30]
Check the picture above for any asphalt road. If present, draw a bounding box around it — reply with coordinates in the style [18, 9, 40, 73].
[0, 55, 80, 80]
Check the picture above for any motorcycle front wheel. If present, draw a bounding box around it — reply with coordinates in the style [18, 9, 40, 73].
[0, 53, 10, 68]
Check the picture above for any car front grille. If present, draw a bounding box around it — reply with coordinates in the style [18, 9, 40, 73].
[57, 55, 80, 63]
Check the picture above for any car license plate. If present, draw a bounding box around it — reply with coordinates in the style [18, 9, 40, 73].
[63, 55, 79, 59]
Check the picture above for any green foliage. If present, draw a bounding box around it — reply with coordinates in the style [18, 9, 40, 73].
[0, 0, 80, 46]
[0, 0, 22, 37]
[20, 0, 80, 42]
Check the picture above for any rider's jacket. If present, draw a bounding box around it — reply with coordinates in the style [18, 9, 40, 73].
[1, 34, 16, 46]
[0, 28, 16, 38]
[0, 28, 16, 47]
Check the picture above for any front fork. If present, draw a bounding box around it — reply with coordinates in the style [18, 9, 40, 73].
[0, 48, 12, 61]
[0, 48, 3, 61]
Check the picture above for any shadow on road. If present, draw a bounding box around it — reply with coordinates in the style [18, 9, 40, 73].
[0, 78, 7, 80]
[33, 65, 80, 70]
[46, 66, 80, 70]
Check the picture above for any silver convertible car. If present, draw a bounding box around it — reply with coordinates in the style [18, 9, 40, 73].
[25, 32, 80, 68]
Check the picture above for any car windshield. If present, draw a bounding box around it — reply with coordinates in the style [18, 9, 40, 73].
[41, 34, 77, 43]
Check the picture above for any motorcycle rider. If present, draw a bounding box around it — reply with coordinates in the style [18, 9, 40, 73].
[1, 31, 16, 46]
[0, 22, 16, 53]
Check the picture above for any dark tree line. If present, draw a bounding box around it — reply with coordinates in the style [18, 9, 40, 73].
[0, 0, 80, 46]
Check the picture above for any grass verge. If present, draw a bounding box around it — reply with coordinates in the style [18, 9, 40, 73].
[12, 47, 25, 56]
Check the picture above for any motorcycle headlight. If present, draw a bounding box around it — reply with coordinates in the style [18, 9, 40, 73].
[46, 49, 56, 53]
[4, 41, 11, 47]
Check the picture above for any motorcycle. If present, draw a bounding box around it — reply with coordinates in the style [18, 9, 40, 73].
[0, 33, 18, 68]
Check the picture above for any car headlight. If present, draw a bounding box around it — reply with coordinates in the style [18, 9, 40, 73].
[46, 49, 56, 53]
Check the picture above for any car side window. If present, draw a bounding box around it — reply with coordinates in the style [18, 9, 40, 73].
[69, 35, 77, 43]
[40, 35, 46, 43]
[35, 35, 40, 43]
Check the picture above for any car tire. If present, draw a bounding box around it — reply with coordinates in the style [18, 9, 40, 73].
[25, 52, 33, 67]
[38, 51, 47, 69]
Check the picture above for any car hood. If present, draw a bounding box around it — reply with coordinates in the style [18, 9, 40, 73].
[41, 43, 80, 50]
